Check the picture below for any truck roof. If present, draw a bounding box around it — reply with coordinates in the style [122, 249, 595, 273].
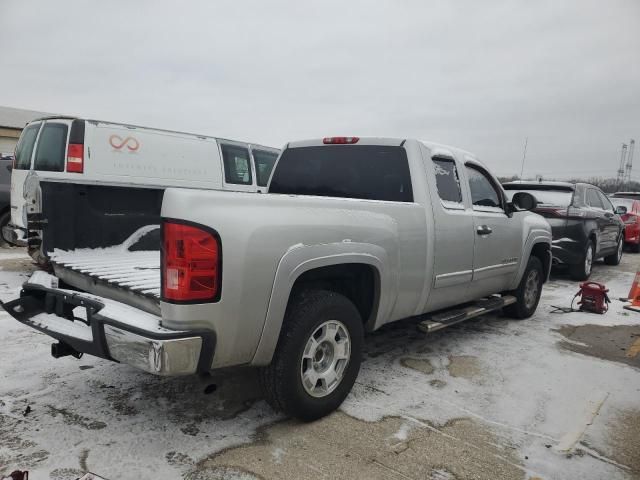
[286, 137, 479, 161]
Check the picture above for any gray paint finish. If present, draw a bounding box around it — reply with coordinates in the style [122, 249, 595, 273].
[160, 138, 552, 368]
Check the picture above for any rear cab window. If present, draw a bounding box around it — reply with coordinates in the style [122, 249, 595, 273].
[432, 157, 463, 208]
[34, 123, 68, 172]
[269, 145, 413, 202]
[252, 149, 279, 187]
[221, 144, 252, 185]
[14, 123, 41, 170]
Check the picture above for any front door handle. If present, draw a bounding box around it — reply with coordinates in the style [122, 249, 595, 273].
[477, 225, 492, 235]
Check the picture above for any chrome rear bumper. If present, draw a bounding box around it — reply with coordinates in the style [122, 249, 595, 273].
[1, 272, 215, 376]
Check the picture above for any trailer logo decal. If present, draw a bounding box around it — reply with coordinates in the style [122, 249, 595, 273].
[109, 135, 140, 152]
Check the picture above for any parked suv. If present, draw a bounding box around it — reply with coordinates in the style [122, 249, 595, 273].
[611, 192, 640, 201]
[611, 197, 640, 252]
[503, 181, 625, 280]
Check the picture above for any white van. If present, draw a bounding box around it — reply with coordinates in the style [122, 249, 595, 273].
[5, 116, 280, 247]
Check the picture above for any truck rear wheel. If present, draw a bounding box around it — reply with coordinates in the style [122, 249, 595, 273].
[259, 289, 363, 421]
[504, 256, 543, 319]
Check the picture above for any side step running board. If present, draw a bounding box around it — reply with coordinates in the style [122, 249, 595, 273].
[418, 295, 517, 333]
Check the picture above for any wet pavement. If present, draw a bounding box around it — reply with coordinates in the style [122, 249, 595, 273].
[0, 248, 639, 480]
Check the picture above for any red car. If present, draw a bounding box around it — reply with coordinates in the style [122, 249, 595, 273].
[612, 197, 640, 252]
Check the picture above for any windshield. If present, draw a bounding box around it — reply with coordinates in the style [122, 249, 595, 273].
[612, 198, 634, 211]
[505, 189, 573, 207]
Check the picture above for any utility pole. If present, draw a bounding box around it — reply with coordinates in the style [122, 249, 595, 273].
[624, 139, 635, 189]
[617, 143, 628, 189]
[519, 137, 528, 180]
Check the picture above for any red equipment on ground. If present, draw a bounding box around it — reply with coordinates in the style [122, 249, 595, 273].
[576, 282, 610, 314]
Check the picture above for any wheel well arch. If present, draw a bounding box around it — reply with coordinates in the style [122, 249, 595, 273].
[530, 242, 551, 281]
[290, 263, 381, 329]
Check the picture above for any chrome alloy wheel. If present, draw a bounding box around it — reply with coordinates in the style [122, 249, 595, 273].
[523, 268, 540, 310]
[300, 320, 351, 398]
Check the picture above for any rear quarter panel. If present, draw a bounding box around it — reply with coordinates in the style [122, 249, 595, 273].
[160, 188, 427, 368]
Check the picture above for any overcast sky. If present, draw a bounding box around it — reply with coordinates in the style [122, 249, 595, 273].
[1, 0, 639, 179]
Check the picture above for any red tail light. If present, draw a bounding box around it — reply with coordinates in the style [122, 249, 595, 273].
[162, 221, 222, 303]
[323, 136, 359, 144]
[67, 143, 84, 173]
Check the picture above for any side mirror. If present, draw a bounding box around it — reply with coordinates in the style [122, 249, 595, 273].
[511, 192, 537, 211]
[615, 205, 627, 215]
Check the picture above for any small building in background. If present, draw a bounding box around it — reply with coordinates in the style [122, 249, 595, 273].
[0, 106, 54, 155]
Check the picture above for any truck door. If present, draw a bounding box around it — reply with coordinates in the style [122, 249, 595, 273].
[10, 122, 42, 229]
[422, 151, 475, 311]
[464, 163, 521, 296]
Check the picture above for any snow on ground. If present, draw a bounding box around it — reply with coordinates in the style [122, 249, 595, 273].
[0, 251, 639, 479]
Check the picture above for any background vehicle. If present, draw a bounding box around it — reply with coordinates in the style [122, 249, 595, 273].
[611, 192, 640, 201]
[3, 137, 551, 420]
[5, 116, 279, 253]
[503, 181, 625, 280]
[611, 197, 640, 252]
[0, 153, 13, 244]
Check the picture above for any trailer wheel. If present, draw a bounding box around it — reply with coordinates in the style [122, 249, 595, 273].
[504, 256, 543, 319]
[259, 289, 363, 421]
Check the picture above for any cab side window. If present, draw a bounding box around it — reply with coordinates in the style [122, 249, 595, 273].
[586, 189, 604, 209]
[432, 157, 462, 204]
[221, 144, 252, 185]
[465, 165, 502, 210]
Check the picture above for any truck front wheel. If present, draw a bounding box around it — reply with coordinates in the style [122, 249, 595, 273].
[504, 256, 543, 319]
[259, 289, 363, 421]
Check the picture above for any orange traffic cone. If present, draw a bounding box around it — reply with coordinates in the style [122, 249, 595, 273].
[624, 271, 640, 313]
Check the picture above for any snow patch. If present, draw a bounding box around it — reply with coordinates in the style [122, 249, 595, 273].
[271, 447, 285, 464]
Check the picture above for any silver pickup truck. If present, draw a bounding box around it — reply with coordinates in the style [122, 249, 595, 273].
[3, 137, 552, 420]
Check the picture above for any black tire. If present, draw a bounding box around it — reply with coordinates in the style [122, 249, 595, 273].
[604, 234, 623, 265]
[0, 211, 9, 247]
[259, 289, 363, 421]
[570, 240, 595, 281]
[504, 256, 544, 319]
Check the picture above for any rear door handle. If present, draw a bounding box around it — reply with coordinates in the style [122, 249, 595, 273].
[477, 225, 492, 235]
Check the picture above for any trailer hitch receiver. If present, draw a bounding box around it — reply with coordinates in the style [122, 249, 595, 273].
[51, 341, 83, 359]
